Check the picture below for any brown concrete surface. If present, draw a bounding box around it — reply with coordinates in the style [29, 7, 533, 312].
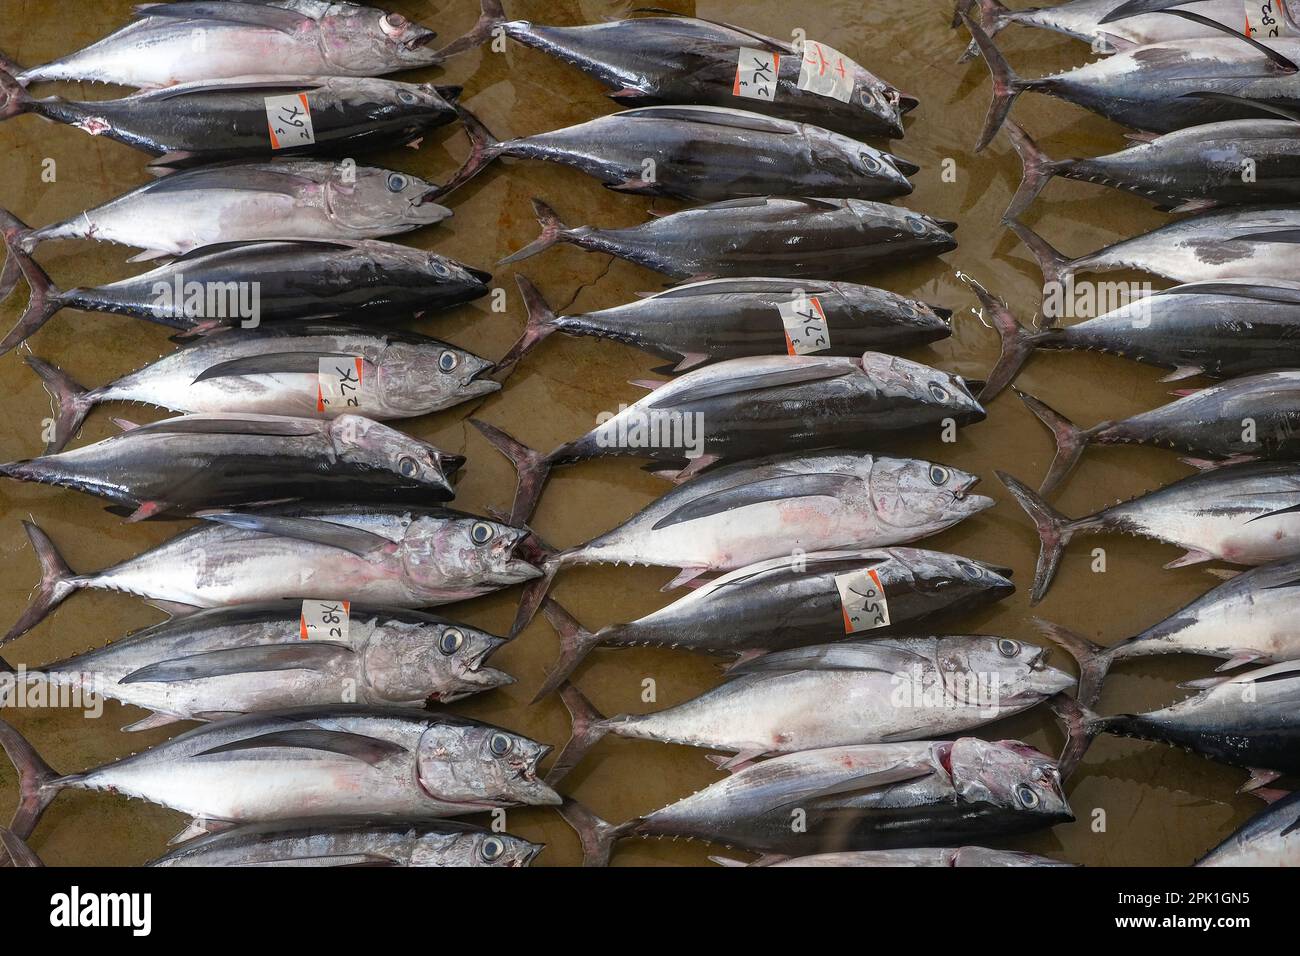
[0, 0, 1271, 866]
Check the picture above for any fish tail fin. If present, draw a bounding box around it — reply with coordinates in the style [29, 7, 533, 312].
[24, 356, 92, 454]
[0, 67, 31, 121]
[954, 0, 1015, 60]
[1048, 692, 1103, 779]
[1003, 217, 1071, 313]
[1032, 619, 1114, 709]
[0, 718, 62, 841]
[532, 598, 603, 703]
[996, 470, 1079, 605]
[427, 105, 502, 201]
[0, 52, 25, 85]
[509, 555, 560, 639]
[544, 680, 611, 787]
[1015, 389, 1092, 496]
[1002, 121, 1061, 219]
[556, 797, 633, 867]
[5, 521, 80, 646]
[469, 418, 552, 526]
[0, 207, 33, 302]
[0, 825, 43, 867]
[499, 198, 575, 265]
[495, 275, 562, 375]
[0, 238, 64, 356]
[959, 11, 1025, 150]
[435, 0, 509, 59]
[964, 276, 1041, 401]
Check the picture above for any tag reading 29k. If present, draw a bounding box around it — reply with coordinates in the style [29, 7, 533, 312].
[834, 567, 890, 633]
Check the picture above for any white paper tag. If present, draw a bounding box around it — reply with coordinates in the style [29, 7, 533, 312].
[1245, 0, 1291, 36]
[797, 41, 856, 103]
[317, 356, 365, 412]
[266, 92, 316, 149]
[834, 567, 890, 633]
[779, 294, 830, 355]
[300, 600, 350, 640]
[733, 47, 780, 101]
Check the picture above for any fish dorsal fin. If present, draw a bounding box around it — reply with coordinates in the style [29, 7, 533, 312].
[192, 351, 357, 383]
[127, 415, 323, 438]
[1155, 10, 1299, 73]
[627, 8, 793, 52]
[617, 105, 798, 134]
[651, 473, 858, 531]
[195, 728, 408, 765]
[648, 360, 852, 408]
[647, 277, 836, 300]
[134, 2, 314, 34]
[725, 642, 924, 679]
[199, 512, 394, 558]
[120, 643, 354, 685]
[1181, 91, 1300, 123]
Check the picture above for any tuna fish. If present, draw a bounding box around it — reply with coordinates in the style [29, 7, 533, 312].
[0, 413, 463, 519]
[0, 604, 512, 728]
[1002, 116, 1300, 220]
[0, 239, 490, 355]
[531, 549, 1015, 699]
[557, 738, 1072, 865]
[546, 637, 1072, 782]
[26, 323, 500, 455]
[999, 461, 1300, 603]
[473, 354, 986, 526]
[970, 277, 1300, 400]
[0, 1, 443, 88]
[1039, 556, 1300, 705]
[1198, 790, 1300, 866]
[1016, 373, 1300, 496]
[963, 10, 1300, 148]
[499, 197, 958, 280]
[444, 1, 914, 138]
[510, 451, 994, 637]
[498, 275, 952, 374]
[0, 706, 560, 841]
[4, 505, 541, 644]
[712, 846, 1071, 866]
[0, 159, 451, 279]
[1054, 664, 1300, 784]
[428, 105, 916, 204]
[0, 73, 462, 166]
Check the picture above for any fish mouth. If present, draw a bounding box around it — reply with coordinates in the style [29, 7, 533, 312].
[930, 306, 954, 323]
[438, 452, 467, 477]
[936, 218, 959, 233]
[465, 265, 494, 284]
[893, 156, 921, 177]
[405, 196, 452, 222]
[897, 93, 920, 114]
[404, 27, 439, 51]
[519, 842, 545, 866]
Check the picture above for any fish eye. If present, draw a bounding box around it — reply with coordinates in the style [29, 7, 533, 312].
[900, 301, 917, 317]
[905, 216, 928, 235]
[860, 152, 880, 172]
[438, 350, 459, 372]
[480, 836, 505, 862]
[382, 12, 409, 36]
[471, 521, 495, 544]
[927, 464, 950, 486]
[489, 732, 513, 757]
[957, 561, 983, 581]
[429, 259, 451, 278]
[386, 173, 408, 192]
[398, 456, 419, 478]
[998, 638, 1020, 658]
[438, 628, 464, 656]
[928, 382, 948, 402]
[397, 89, 418, 105]
[1015, 784, 1040, 809]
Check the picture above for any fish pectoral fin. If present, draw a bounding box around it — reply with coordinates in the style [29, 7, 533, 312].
[111, 417, 142, 432]
[1163, 549, 1214, 569]
[652, 473, 857, 532]
[661, 566, 710, 591]
[192, 352, 353, 383]
[1240, 768, 1283, 793]
[167, 817, 234, 846]
[1167, 198, 1219, 214]
[240, 854, 403, 868]
[120, 711, 187, 733]
[604, 178, 658, 194]
[125, 249, 171, 264]
[1159, 366, 1204, 382]
[120, 643, 353, 686]
[198, 512, 394, 558]
[710, 749, 767, 773]
[648, 362, 852, 407]
[145, 599, 204, 618]
[1215, 650, 1266, 672]
[125, 501, 173, 523]
[195, 728, 409, 765]
[765, 761, 934, 812]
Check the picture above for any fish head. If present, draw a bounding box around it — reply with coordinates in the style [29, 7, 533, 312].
[805, 127, 915, 194]
[858, 352, 985, 426]
[947, 737, 1072, 824]
[866, 456, 994, 537]
[329, 415, 460, 496]
[832, 284, 951, 339]
[319, 6, 441, 72]
[419, 252, 492, 299]
[896, 549, 1015, 609]
[375, 340, 500, 416]
[416, 722, 561, 809]
[854, 80, 908, 138]
[412, 829, 543, 868]
[325, 167, 450, 231]
[362, 616, 513, 705]
[862, 204, 958, 253]
[934, 636, 1075, 706]
[402, 516, 542, 592]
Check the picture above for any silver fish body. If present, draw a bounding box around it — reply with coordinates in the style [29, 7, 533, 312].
[715, 845, 1072, 867]
[27, 323, 500, 455]
[8, 1, 442, 87]
[0, 706, 560, 841]
[1198, 790, 1300, 866]
[1, 603, 512, 727]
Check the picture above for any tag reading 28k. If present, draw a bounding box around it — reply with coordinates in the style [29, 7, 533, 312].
[835, 567, 891, 633]
[300, 600, 350, 641]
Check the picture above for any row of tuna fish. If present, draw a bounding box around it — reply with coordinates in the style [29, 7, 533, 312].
[0, 0, 1075, 870]
[956, 0, 1300, 866]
